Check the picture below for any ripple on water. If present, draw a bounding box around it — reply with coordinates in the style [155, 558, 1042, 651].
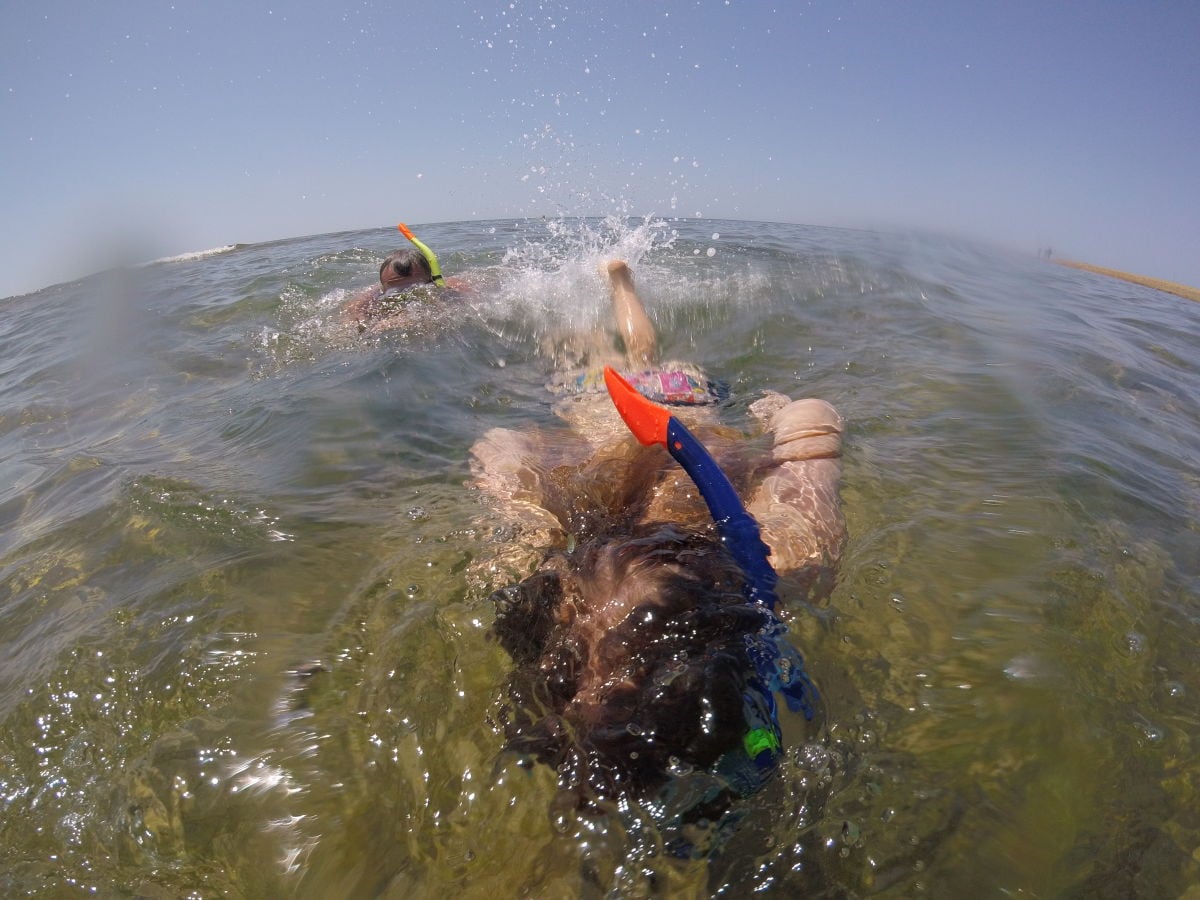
[1, 221, 1199, 894]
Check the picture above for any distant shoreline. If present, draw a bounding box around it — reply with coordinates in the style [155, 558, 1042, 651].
[1053, 259, 1200, 303]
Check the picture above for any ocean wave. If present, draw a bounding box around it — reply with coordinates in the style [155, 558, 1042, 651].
[146, 243, 243, 265]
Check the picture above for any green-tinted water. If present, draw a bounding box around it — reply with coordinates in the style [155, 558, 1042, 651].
[1, 219, 1197, 896]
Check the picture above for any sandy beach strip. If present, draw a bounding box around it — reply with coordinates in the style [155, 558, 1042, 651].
[1054, 259, 1200, 303]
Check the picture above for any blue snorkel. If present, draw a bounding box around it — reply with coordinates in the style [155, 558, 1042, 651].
[603, 366, 818, 752]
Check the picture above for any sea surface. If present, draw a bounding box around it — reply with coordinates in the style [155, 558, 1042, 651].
[1, 218, 1197, 897]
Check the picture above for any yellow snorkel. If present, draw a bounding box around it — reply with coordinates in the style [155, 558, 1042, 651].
[397, 223, 445, 287]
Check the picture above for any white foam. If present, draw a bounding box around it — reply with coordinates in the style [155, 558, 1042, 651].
[147, 244, 239, 265]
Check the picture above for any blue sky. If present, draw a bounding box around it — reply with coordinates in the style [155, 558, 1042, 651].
[3, 0, 1198, 298]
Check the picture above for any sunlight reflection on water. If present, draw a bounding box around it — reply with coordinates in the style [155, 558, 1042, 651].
[0, 219, 1197, 896]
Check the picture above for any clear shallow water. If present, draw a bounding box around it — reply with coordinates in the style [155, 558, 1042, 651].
[1, 218, 1197, 896]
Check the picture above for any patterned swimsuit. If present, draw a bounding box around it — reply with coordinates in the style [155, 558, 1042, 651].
[552, 362, 722, 406]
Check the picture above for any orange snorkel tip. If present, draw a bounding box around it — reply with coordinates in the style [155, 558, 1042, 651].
[603, 366, 671, 447]
[397, 222, 416, 241]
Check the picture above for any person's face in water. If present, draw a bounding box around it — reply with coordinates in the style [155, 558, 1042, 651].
[380, 255, 430, 292]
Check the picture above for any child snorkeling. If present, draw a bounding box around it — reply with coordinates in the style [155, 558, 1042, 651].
[473, 260, 846, 829]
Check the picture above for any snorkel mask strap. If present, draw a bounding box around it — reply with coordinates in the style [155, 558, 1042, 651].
[397, 222, 445, 287]
[603, 366, 816, 720]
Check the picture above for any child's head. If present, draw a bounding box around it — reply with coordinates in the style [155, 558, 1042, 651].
[491, 524, 769, 805]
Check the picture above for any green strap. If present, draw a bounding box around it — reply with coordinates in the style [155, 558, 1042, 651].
[743, 726, 780, 759]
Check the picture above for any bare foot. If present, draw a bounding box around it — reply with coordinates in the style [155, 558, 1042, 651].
[606, 259, 632, 280]
[605, 260, 656, 367]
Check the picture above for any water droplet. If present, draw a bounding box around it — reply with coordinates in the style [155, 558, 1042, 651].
[798, 743, 830, 773]
[667, 756, 694, 776]
[1137, 722, 1165, 743]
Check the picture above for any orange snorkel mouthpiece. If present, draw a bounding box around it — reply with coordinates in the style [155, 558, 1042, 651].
[603, 366, 671, 447]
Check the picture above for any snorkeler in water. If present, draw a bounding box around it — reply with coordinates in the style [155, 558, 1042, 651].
[343, 223, 470, 332]
[472, 261, 846, 827]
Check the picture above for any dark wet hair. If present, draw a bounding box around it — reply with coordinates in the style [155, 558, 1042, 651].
[490, 524, 768, 806]
[378, 248, 432, 283]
